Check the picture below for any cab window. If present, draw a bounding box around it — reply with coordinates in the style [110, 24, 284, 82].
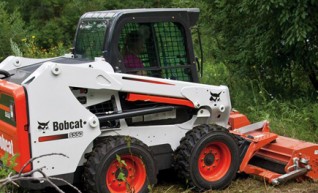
[117, 22, 192, 81]
[75, 19, 109, 60]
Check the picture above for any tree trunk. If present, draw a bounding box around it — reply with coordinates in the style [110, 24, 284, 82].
[308, 68, 318, 91]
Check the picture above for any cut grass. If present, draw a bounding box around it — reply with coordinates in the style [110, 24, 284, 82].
[153, 175, 318, 193]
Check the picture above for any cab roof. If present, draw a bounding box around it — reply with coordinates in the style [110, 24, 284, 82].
[80, 8, 200, 27]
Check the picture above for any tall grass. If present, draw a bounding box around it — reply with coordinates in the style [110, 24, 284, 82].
[202, 62, 318, 143]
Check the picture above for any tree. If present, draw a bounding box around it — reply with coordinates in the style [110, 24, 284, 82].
[0, 1, 25, 61]
[9, 0, 172, 49]
[202, 0, 318, 94]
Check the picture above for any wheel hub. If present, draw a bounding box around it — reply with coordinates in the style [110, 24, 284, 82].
[115, 167, 128, 181]
[198, 142, 232, 182]
[106, 155, 147, 193]
[204, 153, 215, 166]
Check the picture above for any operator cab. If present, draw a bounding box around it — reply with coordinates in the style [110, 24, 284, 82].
[73, 8, 200, 82]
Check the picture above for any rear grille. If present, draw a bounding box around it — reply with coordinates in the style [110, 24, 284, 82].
[88, 100, 114, 114]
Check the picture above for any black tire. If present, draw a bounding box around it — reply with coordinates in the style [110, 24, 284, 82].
[83, 136, 157, 193]
[175, 124, 239, 191]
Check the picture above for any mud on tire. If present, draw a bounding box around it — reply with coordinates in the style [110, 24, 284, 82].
[83, 136, 157, 193]
[175, 124, 239, 191]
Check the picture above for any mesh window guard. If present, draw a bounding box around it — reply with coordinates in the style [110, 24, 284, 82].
[155, 22, 191, 81]
[118, 22, 192, 81]
[75, 20, 108, 60]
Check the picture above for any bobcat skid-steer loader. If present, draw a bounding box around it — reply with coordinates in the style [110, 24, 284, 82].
[0, 8, 317, 193]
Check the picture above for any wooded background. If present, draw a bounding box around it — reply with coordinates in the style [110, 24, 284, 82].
[0, 0, 317, 141]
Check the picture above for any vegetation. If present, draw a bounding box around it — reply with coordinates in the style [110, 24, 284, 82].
[0, 0, 317, 192]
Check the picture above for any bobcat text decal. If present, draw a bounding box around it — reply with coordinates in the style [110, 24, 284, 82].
[53, 120, 84, 131]
[37, 119, 85, 131]
[37, 119, 85, 142]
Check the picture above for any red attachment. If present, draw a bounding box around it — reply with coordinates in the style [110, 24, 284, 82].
[258, 136, 318, 181]
[231, 124, 280, 182]
[230, 112, 318, 183]
[106, 154, 146, 193]
[126, 93, 194, 108]
[0, 80, 31, 172]
[240, 134, 278, 172]
[228, 111, 251, 130]
[198, 142, 232, 181]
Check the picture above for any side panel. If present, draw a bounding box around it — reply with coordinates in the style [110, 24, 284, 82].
[0, 80, 30, 172]
[24, 62, 108, 177]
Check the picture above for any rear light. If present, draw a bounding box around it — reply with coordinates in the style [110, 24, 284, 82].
[4, 102, 15, 123]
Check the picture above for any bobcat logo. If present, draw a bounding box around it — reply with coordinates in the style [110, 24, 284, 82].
[210, 92, 222, 102]
[38, 121, 50, 130]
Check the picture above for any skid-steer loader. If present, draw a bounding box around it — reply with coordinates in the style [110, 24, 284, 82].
[0, 8, 317, 193]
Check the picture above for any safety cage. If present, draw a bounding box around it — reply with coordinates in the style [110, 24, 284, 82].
[73, 9, 199, 82]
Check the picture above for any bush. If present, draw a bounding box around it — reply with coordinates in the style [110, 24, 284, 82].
[0, 2, 25, 61]
[202, 61, 318, 143]
[19, 36, 69, 58]
[0, 153, 19, 193]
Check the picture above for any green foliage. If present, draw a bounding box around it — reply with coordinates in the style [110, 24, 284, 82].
[10, 39, 23, 57]
[0, 153, 18, 193]
[0, 1, 25, 61]
[0, 153, 17, 178]
[172, 0, 318, 96]
[7, 0, 172, 51]
[19, 35, 68, 58]
[172, 0, 220, 63]
[115, 154, 127, 181]
[202, 0, 317, 95]
[202, 61, 318, 142]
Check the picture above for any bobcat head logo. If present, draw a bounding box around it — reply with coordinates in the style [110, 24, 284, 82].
[38, 121, 50, 130]
[210, 92, 222, 102]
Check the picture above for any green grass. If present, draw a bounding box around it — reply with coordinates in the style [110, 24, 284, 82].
[202, 62, 318, 143]
[153, 177, 318, 193]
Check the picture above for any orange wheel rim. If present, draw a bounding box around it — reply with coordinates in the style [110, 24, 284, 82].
[198, 142, 231, 181]
[106, 155, 146, 193]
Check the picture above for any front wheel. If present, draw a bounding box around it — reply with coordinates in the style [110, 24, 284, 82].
[83, 136, 157, 193]
[175, 124, 239, 191]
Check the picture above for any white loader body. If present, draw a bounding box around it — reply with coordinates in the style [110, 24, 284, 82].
[0, 56, 231, 177]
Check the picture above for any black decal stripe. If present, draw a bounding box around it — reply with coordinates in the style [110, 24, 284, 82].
[38, 134, 68, 142]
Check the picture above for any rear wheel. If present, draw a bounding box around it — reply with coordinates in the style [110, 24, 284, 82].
[175, 124, 239, 191]
[84, 136, 157, 193]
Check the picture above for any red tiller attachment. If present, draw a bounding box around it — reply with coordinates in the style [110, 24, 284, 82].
[229, 112, 318, 185]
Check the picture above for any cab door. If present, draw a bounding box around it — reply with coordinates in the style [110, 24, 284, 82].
[105, 13, 199, 82]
